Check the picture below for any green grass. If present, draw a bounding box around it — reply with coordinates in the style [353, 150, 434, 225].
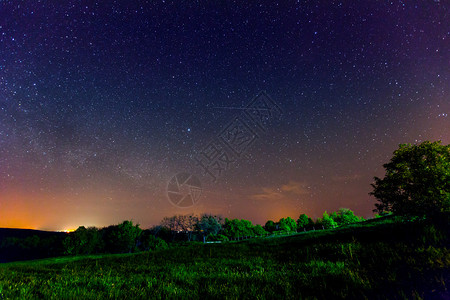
[0, 217, 448, 299]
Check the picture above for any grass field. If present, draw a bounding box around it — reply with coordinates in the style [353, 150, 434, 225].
[0, 216, 448, 299]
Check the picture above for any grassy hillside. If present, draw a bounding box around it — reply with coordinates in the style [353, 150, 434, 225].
[0, 217, 448, 299]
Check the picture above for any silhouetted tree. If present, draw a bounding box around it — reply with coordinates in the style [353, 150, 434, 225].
[371, 141, 450, 218]
[63, 226, 102, 255]
[264, 220, 277, 233]
[139, 230, 168, 251]
[102, 221, 142, 253]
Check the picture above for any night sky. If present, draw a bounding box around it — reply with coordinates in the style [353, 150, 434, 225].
[0, 1, 448, 231]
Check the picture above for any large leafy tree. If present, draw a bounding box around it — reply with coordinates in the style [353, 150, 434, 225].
[223, 218, 241, 239]
[63, 226, 103, 255]
[331, 208, 363, 226]
[196, 214, 223, 243]
[160, 214, 199, 241]
[252, 224, 267, 236]
[138, 230, 168, 251]
[240, 219, 255, 237]
[370, 141, 450, 218]
[316, 212, 337, 229]
[278, 217, 297, 233]
[264, 220, 277, 233]
[223, 218, 256, 239]
[297, 214, 314, 230]
[160, 214, 198, 232]
[102, 221, 142, 253]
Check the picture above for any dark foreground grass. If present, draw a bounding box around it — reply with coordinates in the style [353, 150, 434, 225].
[0, 217, 448, 299]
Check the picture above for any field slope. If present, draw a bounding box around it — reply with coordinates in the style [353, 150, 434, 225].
[0, 217, 448, 299]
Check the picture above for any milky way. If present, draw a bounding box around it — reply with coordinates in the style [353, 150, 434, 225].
[0, 1, 448, 230]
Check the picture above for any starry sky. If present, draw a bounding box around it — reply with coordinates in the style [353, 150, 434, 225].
[0, 1, 448, 231]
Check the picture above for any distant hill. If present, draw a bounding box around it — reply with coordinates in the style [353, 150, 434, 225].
[0, 228, 66, 240]
[0, 228, 66, 263]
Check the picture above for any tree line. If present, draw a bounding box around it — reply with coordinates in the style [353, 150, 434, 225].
[152, 207, 366, 243]
[2, 207, 362, 259]
[62, 221, 168, 255]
